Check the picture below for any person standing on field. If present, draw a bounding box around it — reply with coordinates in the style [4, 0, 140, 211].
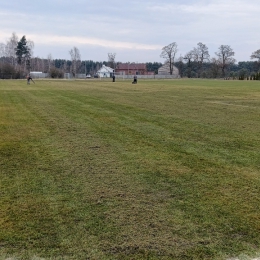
[26, 74, 35, 84]
[132, 75, 137, 84]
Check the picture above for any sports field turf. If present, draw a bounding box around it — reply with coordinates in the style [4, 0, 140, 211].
[0, 79, 260, 259]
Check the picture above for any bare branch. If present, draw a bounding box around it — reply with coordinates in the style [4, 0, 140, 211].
[250, 49, 260, 62]
[69, 46, 81, 77]
[108, 53, 116, 69]
[215, 45, 236, 77]
[160, 42, 178, 75]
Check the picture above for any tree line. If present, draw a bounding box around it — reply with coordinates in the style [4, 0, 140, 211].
[160, 42, 260, 79]
[0, 33, 260, 79]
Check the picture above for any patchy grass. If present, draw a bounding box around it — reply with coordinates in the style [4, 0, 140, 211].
[0, 79, 260, 259]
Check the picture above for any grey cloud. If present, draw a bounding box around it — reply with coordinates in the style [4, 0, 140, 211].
[1, 0, 259, 62]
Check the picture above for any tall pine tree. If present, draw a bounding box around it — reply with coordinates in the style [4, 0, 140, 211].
[15, 36, 31, 72]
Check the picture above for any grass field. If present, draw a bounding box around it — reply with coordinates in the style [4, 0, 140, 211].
[0, 78, 260, 260]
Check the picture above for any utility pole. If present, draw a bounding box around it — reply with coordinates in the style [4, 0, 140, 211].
[128, 62, 129, 79]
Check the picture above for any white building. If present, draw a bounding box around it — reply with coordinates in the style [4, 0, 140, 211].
[30, 71, 48, 78]
[158, 63, 179, 77]
[96, 65, 114, 78]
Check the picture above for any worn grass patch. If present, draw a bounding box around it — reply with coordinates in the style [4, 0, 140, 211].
[0, 79, 260, 259]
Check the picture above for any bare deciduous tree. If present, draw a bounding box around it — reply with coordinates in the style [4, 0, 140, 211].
[108, 53, 116, 70]
[30, 57, 41, 72]
[184, 51, 193, 78]
[5, 32, 19, 67]
[27, 39, 34, 57]
[69, 46, 81, 77]
[215, 45, 235, 77]
[47, 54, 53, 72]
[160, 42, 178, 75]
[192, 42, 210, 78]
[0, 43, 6, 57]
[210, 58, 221, 78]
[250, 49, 260, 62]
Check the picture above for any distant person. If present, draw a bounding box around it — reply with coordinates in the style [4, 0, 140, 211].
[112, 75, 115, 82]
[26, 74, 35, 84]
[132, 75, 137, 84]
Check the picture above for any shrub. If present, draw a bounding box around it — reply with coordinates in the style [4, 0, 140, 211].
[0, 63, 17, 79]
[49, 67, 63, 78]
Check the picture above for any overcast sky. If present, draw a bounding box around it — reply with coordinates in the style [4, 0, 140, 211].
[1, 0, 259, 63]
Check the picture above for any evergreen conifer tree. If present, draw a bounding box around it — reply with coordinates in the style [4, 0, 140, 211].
[15, 36, 31, 71]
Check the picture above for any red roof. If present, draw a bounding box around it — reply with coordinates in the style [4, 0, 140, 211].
[117, 63, 147, 70]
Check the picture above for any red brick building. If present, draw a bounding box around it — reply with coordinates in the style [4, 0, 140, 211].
[115, 63, 148, 75]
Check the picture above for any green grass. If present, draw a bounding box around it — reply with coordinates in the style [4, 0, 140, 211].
[0, 78, 260, 260]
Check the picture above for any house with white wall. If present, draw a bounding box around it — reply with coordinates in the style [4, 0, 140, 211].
[96, 65, 114, 78]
